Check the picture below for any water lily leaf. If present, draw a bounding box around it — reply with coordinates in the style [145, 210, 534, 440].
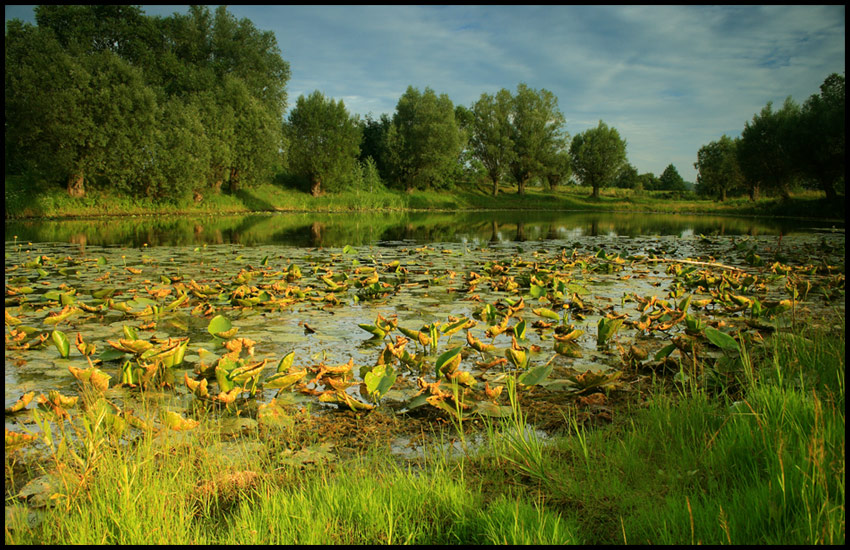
[68, 365, 111, 392]
[51, 330, 70, 358]
[554, 340, 583, 358]
[436, 346, 463, 377]
[447, 370, 477, 388]
[704, 326, 739, 351]
[5, 392, 35, 414]
[43, 305, 80, 325]
[473, 401, 513, 418]
[518, 363, 553, 386]
[466, 330, 494, 353]
[532, 307, 561, 322]
[5, 429, 38, 452]
[318, 389, 374, 411]
[208, 315, 234, 338]
[654, 343, 677, 361]
[512, 319, 527, 340]
[184, 373, 210, 398]
[162, 410, 199, 431]
[597, 317, 624, 346]
[358, 323, 387, 339]
[276, 351, 296, 373]
[108, 338, 153, 355]
[230, 359, 268, 384]
[99, 347, 127, 362]
[364, 364, 397, 402]
[215, 365, 236, 393]
[567, 370, 621, 394]
[404, 394, 430, 411]
[264, 369, 308, 391]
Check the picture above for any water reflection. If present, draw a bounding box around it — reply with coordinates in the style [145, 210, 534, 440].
[5, 210, 842, 248]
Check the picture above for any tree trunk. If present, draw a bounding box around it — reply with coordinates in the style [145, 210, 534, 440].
[517, 178, 526, 195]
[310, 177, 322, 197]
[211, 166, 224, 194]
[749, 182, 760, 201]
[491, 177, 499, 196]
[822, 180, 837, 202]
[67, 173, 85, 198]
[229, 168, 240, 193]
[591, 183, 600, 199]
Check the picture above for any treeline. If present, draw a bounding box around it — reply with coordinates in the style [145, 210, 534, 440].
[5, 6, 289, 199]
[693, 73, 845, 202]
[5, 6, 843, 205]
[3, 5, 647, 202]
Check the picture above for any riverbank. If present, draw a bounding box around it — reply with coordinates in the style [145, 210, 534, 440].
[5, 318, 844, 544]
[5, 176, 845, 222]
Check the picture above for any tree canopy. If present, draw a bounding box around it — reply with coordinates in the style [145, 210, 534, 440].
[5, 5, 290, 199]
[569, 121, 628, 198]
[286, 91, 362, 197]
[386, 86, 462, 193]
[694, 135, 744, 201]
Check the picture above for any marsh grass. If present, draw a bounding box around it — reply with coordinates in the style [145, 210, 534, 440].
[5, 321, 844, 545]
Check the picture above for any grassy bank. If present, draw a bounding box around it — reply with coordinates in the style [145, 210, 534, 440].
[6, 319, 844, 544]
[5, 175, 845, 221]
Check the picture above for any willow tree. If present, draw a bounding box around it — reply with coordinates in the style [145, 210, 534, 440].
[387, 86, 462, 193]
[694, 135, 744, 201]
[570, 121, 627, 199]
[470, 89, 515, 196]
[507, 84, 567, 195]
[286, 91, 362, 196]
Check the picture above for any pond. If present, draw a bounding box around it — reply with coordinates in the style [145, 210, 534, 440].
[4, 211, 845, 454]
[5, 210, 843, 249]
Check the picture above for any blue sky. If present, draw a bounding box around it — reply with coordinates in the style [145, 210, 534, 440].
[5, 5, 845, 182]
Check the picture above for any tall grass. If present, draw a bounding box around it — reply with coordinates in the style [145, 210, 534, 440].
[5, 321, 844, 544]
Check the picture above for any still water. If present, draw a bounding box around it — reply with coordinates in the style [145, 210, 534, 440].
[5, 210, 843, 250]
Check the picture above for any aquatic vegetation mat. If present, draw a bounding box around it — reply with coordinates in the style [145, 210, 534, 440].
[4, 233, 845, 511]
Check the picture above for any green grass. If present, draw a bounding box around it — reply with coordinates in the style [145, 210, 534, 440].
[5, 321, 844, 545]
[6, 174, 844, 221]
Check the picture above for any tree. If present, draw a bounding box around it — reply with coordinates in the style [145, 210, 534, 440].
[286, 91, 362, 196]
[6, 5, 291, 201]
[736, 98, 801, 200]
[569, 121, 628, 198]
[540, 148, 572, 192]
[614, 164, 640, 190]
[359, 113, 393, 182]
[470, 89, 515, 196]
[793, 73, 845, 201]
[694, 135, 744, 201]
[657, 164, 687, 192]
[507, 83, 567, 195]
[387, 86, 462, 193]
[5, 22, 158, 198]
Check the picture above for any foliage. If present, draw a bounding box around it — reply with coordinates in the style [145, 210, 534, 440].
[793, 73, 845, 201]
[657, 164, 687, 192]
[470, 89, 516, 196]
[386, 86, 462, 193]
[570, 121, 628, 198]
[694, 135, 745, 201]
[736, 97, 802, 201]
[5, 5, 290, 199]
[286, 91, 362, 196]
[507, 83, 568, 195]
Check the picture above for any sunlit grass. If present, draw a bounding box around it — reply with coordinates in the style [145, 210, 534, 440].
[6, 174, 843, 220]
